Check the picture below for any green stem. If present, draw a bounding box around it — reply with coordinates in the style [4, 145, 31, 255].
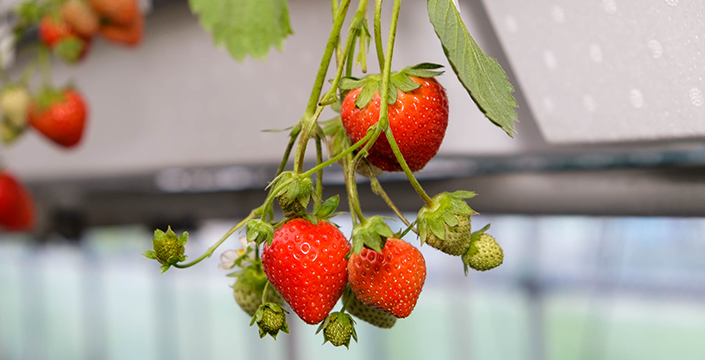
[301, 131, 372, 178]
[385, 129, 433, 206]
[38, 46, 53, 88]
[340, 289, 354, 313]
[399, 219, 418, 238]
[174, 211, 257, 269]
[369, 175, 412, 228]
[261, 281, 271, 304]
[373, 0, 385, 71]
[294, 0, 353, 173]
[376, 0, 401, 129]
[346, 159, 365, 221]
[276, 130, 299, 175]
[315, 135, 324, 206]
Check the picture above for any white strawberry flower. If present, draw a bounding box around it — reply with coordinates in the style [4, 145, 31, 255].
[218, 236, 256, 270]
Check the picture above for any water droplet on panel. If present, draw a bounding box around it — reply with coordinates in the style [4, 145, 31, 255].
[589, 44, 603, 63]
[689, 87, 704, 107]
[630, 89, 645, 109]
[543, 50, 558, 69]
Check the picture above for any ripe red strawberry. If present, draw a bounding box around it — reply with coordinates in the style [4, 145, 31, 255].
[28, 89, 88, 148]
[262, 218, 351, 325]
[98, 13, 144, 47]
[340, 66, 449, 172]
[62, 0, 99, 38]
[0, 171, 35, 231]
[89, 0, 139, 26]
[348, 238, 426, 318]
[39, 15, 91, 62]
[38, 15, 74, 47]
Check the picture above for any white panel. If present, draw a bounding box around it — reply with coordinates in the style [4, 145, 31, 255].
[482, 0, 705, 143]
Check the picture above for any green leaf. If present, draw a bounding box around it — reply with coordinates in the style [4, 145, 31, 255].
[188, 0, 293, 62]
[159, 265, 171, 274]
[355, 82, 378, 109]
[391, 73, 422, 93]
[401, 63, 445, 78]
[143, 251, 157, 260]
[428, 218, 446, 240]
[442, 212, 459, 227]
[178, 232, 189, 246]
[450, 190, 477, 199]
[427, 0, 519, 137]
[316, 195, 340, 219]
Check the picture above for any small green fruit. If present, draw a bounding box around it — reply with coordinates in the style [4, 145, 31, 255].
[463, 233, 503, 272]
[251, 303, 289, 339]
[317, 312, 358, 348]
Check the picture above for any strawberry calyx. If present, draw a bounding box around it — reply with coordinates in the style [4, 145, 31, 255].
[316, 311, 358, 348]
[417, 191, 477, 247]
[350, 215, 394, 255]
[246, 219, 274, 246]
[53, 37, 87, 63]
[270, 171, 314, 217]
[339, 62, 444, 109]
[143, 226, 189, 273]
[32, 87, 67, 112]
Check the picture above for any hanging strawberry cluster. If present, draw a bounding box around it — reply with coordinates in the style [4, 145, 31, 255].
[145, 0, 518, 348]
[0, 0, 145, 232]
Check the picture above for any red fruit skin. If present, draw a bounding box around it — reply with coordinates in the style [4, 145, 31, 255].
[341, 77, 449, 172]
[0, 173, 21, 222]
[348, 238, 427, 318]
[39, 16, 75, 47]
[89, 0, 139, 25]
[39, 16, 92, 61]
[262, 218, 351, 325]
[99, 14, 144, 47]
[0, 172, 35, 231]
[28, 90, 88, 148]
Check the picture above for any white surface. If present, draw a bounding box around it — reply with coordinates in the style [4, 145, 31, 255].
[482, 0, 705, 143]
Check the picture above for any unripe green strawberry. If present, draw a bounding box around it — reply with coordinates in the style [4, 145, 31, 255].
[417, 191, 477, 256]
[232, 264, 285, 317]
[143, 227, 188, 273]
[344, 288, 396, 329]
[424, 214, 471, 256]
[251, 303, 289, 339]
[463, 232, 503, 272]
[317, 312, 358, 348]
[0, 87, 31, 128]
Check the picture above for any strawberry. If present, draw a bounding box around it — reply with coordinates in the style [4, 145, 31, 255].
[62, 0, 99, 38]
[0, 86, 31, 128]
[462, 226, 504, 273]
[347, 238, 426, 318]
[317, 312, 357, 348]
[417, 191, 477, 256]
[98, 14, 144, 47]
[28, 89, 88, 148]
[261, 218, 351, 325]
[233, 263, 285, 317]
[340, 63, 449, 172]
[424, 214, 471, 256]
[38, 15, 74, 47]
[0, 171, 35, 231]
[89, 0, 139, 26]
[39, 15, 91, 62]
[343, 287, 396, 329]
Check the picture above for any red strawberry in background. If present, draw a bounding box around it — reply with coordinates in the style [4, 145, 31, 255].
[99, 14, 144, 47]
[0, 171, 35, 232]
[89, 0, 140, 26]
[38, 15, 74, 47]
[62, 0, 99, 38]
[348, 238, 426, 318]
[28, 89, 88, 148]
[39, 15, 92, 62]
[262, 218, 351, 325]
[340, 64, 449, 172]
